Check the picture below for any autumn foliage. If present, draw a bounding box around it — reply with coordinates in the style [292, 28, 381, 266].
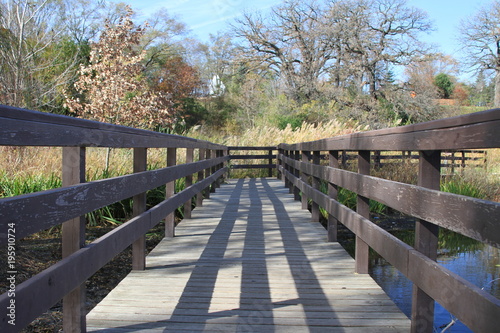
[64, 7, 173, 130]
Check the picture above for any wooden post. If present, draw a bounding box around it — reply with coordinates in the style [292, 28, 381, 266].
[374, 150, 381, 169]
[277, 148, 283, 180]
[268, 148, 273, 177]
[311, 150, 321, 222]
[223, 148, 229, 182]
[214, 149, 221, 189]
[293, 150, 301, 201]
[287, 150, 294, 194]
[328, 150, 339, 242]
[205, 149, 212, 198]
[282, 150, 289, 189]
[184, 148, 194, 219]
[411, 150, 440, 333]
[197, 149, 206, 207]
[132, 148, 147, 270]
[355, 150, 370, 274]
[301, 151, 309, 210]
[62, 147, 86, 333]
[165, 147, 176, 238]
[341, 150, 348, 168]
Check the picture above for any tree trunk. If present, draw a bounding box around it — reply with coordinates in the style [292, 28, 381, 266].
[495, 69, 500, 108]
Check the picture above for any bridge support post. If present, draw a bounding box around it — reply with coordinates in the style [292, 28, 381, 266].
[197, 149, 206, 207]
[301, 151, 309, 210]
[293, 151, 300, 201]
[62, 147, 86, 332]
[311, 151, 321, 222]
[355, 150, 370, 274]
[165, 147, 177, 238]
[184, 148, 194, 219]
[277, 147, 283, 180]
[132, 148, 147, 270]
[327, 150, 339, 242]
[411, 150, 440, 333]
[205, 150, 213, 197]
[214, 149, 222, 189]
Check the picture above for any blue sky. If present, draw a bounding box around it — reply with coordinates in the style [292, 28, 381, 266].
[124, 0, 493, 80]
[124, 0, 492, 54]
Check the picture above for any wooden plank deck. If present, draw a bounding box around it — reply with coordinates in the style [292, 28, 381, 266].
[86, 178, 410, 332]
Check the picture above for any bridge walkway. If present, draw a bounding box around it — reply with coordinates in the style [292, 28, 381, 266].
[86, 178, 410, 332]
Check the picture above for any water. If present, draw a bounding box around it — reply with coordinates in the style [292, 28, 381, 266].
[370, 239, 500, 332]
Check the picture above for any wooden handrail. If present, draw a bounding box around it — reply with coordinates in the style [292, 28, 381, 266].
[0, 106, 229, 332]
[227, 146, 278, 177]
[279, 108, 500, 151]
[278, 108, 500, 333]
[1, 106, 499, 332]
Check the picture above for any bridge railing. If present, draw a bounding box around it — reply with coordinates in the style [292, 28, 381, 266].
[0, 105, 228, 332]
[227, 146, 277, 177]
[278, 108, 500, 333]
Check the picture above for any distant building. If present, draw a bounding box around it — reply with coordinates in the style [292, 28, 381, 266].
[209, 75, 226, 96]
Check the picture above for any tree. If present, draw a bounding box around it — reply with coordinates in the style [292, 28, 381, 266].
[0, 0, 105, 110]
[340, 0, 433, 99]
[434, 73, 454, 98]
[232, 0, 338, 102]
[460, 0, 500, 107]
[232, 0, 432, 102]
[64, 6, 173, 130]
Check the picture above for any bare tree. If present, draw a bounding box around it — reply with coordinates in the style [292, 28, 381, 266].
[460, 0, 500, 107]
[231, 0, 432, 102]
[232, 0, 338, 102]
[0, 0, 104, 110]
[339, 0, 432, 98]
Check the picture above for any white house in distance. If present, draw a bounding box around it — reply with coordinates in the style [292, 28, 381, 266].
[209, 75, 226, 96]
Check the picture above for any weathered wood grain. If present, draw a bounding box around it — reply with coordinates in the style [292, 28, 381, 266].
[280, 154, 500, 248]
[281, 168, 500, 333]
[0, 105, 225, 149]
[279, 109, 500, 151]
[0, 157, 228, 243]
[86, 179, 410, 332]
[0, 169, 226, 332]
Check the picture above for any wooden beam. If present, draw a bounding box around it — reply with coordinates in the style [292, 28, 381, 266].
[411, 150, 441, 333]
[165, 148, 177, 238]
[355, 150, 370, 274]
[132, 148, 147, 270]
[311, 151, 321, 222]
[280, 154, 500, 248]
[328, 150, 339, 242]
[184, 148, 194, 219]
[0, 157, 228, 244]
[301, 151, 309, 210]
[62, 147, 86, 333]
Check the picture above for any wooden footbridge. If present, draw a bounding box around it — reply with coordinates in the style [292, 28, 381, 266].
[1, 105, 499, 332]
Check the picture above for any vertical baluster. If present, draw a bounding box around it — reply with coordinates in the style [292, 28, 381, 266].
[214, 149, 221, 189]
[311, 150, 321, 222]
[268, 148, 273, 177]
[293, 150, 301, 201]
[197, 148, 206, 207]
[288, 150, 295, 194]
[328, 150, 339, 242]
[355, 150, 370, 274]
[62, 147, 86, 332]
[285, 150, 292, 192]
[301, 150, 309, 210]
[165, 147, 176, 238]
[411, 150, 440, 333]
[205, 150, 212, 198]
[184, 148, 194, 219]
[277, 147, 283, 180]
[132, 148, 147, 270]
